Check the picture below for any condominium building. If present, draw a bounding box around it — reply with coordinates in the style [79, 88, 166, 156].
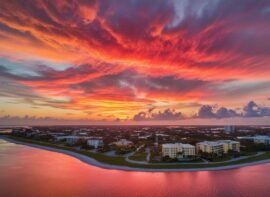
[162, 143, 196, 159]
[196, 140, 240, 155]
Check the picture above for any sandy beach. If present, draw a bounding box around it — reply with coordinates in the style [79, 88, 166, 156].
[2, 137, 270, 172]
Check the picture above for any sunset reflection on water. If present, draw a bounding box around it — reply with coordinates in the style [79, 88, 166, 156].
[0, 139, 270, 197]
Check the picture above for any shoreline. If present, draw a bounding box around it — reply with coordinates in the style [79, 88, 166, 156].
[2, 136, 270, 172]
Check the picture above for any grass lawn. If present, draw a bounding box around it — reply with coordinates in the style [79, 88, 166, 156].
[6, 136, 270, 169]
[129, 152, 147, 161]
[211, 155, 232, 162]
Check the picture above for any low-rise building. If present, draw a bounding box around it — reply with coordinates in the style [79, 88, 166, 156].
[238, 135, 270, 145]
[56, 136, 91, 145]
[113, 139, 133, 147]
[253, 136, 270, 145]
[138, 135, 152, 140]
[162, 143, 196, 159]
[65, 136, 82, 145]
[196, 140, 240, 155]
[87, 138, 103, 149]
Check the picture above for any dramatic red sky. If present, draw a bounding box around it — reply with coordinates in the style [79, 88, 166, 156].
[0, 0, 270, 125]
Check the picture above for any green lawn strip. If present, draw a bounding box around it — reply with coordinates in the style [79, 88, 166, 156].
[129, 152, 147, 161]
[211, 155, 232, 162]
[7, 136, 270, 169]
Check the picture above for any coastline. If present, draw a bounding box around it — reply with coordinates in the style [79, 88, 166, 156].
[2, 136, 270, 172]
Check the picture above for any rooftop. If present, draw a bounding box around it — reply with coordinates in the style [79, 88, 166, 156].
[162, 143, 194, 148]
[197, 140, 239, 146]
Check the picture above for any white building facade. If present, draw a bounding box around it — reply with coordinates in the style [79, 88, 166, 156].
[196, 140, 240, 155]
[162, 143, 196, 159]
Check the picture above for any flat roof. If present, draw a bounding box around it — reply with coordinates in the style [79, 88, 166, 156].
[254, 135, 270, 140]
[197, 140, 239, 146]
[162, 143, 194, 148]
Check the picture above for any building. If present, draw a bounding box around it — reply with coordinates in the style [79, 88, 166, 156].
[55, 136, 91, 145]
[65, 136, 82, 145]
[162, 143, 196, 159]
[224, 125, 235, 134]
[253, 136, 270, 145]
[196, 140, 240, 155]
[238, 136, 270, 145]
[87, 138, 103, 149]
[138, 134, 152, 140]
[113, 139, 133, 147]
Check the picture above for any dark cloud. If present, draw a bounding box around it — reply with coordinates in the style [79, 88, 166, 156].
[197, 101, 270, 119]
[197, 105, 217, 119]
[98, 0, 174, 41]
[197, 105, 240, 119]
[243, 101, 270, 117]
[133, 112, 148, 121]
[151, 108, 183, 120]
[133, 108, 183, 121]
[216, 107, 239, 118]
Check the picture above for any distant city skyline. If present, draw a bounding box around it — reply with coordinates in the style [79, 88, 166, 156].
[0, 0, 270, 125]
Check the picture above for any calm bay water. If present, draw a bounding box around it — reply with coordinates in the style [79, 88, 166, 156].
[0, 139, 270, 197]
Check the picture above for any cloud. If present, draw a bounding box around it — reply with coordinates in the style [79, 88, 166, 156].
[72, 69, 207, 98]
[196, 101, 270, 119]
[1, 0, 270, 81]
[0, 65, 73, 109]
[0, 115, 110, 126]
[0, 63, 208, 115]
[196, 105, 240, 119]
[0, 1, 270, 122]
[216, 107, 239, 119]
[197, 105, 217, 118]
[133, 108, 183, 121]
[243, 101, 270, 117]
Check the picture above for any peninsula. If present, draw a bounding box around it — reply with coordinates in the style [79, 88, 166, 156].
[2, 125, 270, 172]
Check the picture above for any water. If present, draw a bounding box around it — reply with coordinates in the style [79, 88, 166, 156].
[0, 138, 270, 197]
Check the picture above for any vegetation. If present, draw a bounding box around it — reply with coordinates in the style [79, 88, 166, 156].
[114, 145, 135, 155]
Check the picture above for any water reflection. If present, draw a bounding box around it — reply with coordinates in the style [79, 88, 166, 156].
[0, 139, 270, 197]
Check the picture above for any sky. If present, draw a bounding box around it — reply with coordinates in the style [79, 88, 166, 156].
[0, 0, 270, 125]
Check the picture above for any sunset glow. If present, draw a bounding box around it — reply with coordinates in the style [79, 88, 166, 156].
[0, 0, 270, 125]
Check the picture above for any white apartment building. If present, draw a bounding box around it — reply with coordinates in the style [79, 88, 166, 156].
[162, 143, 196, 159]
[87, 138, 103, 149]
[196, 140, 240, 155]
